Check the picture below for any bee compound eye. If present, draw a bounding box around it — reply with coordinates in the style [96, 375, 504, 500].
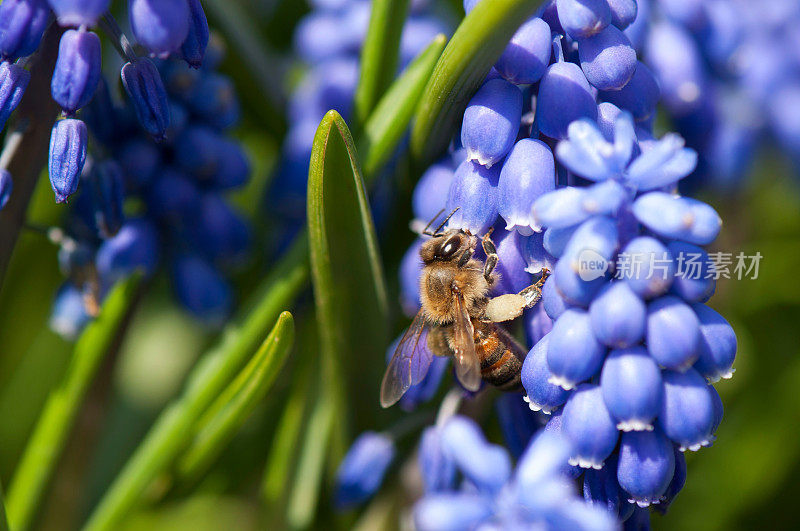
[439, 238, 458, 258]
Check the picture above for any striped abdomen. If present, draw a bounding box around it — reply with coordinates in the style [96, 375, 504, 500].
[474, 321, 526, 392]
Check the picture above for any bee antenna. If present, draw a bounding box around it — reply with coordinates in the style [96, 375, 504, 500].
[432, 207, 460, 236]
[422, 208, 447, 236]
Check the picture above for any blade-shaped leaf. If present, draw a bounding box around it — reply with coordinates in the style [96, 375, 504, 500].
[6, 275, 142, 531]
[307, 110, 389, 412]
[359, 34, 448, 178]
[354, 0, 410, 126]
[175, 312, 295, 484]
[0, 481, 7, 531]
[83, 239, 308, 531]
[410, 0, 543, 165]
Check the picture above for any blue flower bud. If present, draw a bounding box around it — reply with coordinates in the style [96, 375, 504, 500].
[632, 193, 721, 245]
[174, 125, 220, 178]
[414, 494, 493, 531]
[208, 138, 249, 190]
[445, 159, 499, 235]
[129, 0, 191, 56]
[118, 138, 162, 190]
[547, 309, 606, 390]
[533, 187, 590, 229]
[399, 239, 423, 316]
[578, 25, 636, 91]
[171, 254, 232, 324]
[556, 116, 634, 181]
[656, 445, 686, 513]
[0, 168, 11, 209]
[541, 411, 584, 479]
[95, 218, 160, 281]
[659, 368, 715, 451]
[596, 102, 624, 141]
[583, 455, 635, 520]
[627, 133, 697, 191]
[617, 429, 675, 507]
[494, 228, 532, 294]
[0, 61, 29, 130]
[600, 61, 660, 121]
[562, 214, 619, 264]
[441, 416, 511, 493]
[146, 167, 200, 219]
[180, 0, 208, 68]
[607, 0, 637, 30]
[525, 303, 553, 345]
[413, 163, 453, 224]
[619, 236, 675, 299]
[335, 431, 396, 508]
[556, 0, 611, 39]
[461, 78, 521, 168]
[121, 57, 171, 139]
[498, 138, 555, 235]
[561, 383, 619, 469]
[496, 393, 545, 458]
[708, 383, 723, 434]
[647, 295, 700, 371]
[419, 426, 456, 493]
[522, 334, 570, 414]
[601, 346, 663, 431]
[50, 283, 92, 340]
[89, 160, 125, 238]
[543, 225, 578, 257]
[49, 118, 88, 203]
[0, 0, 49, 60]
[187, 73, 240, 130]
[190, 194, 249, 265]
[623, 0, 648, 49]
[537, 59, 597, 139]
[494, 17, 551, 85]
[542, 275, 571, 319]
[48, 0, 109, 27]
[666, 242, 714, 303]
[644, 22, 706, 115]
[519, 231, 554, 275]
[590, 281, 646, 347]
[552, 257, 604, 307]
[692, 304, 736, 382]
[51, 29, 102, 115]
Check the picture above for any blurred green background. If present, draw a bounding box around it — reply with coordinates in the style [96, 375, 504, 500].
[1, 0, 799, 530]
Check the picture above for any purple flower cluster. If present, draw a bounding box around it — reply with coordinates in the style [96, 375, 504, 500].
[265, 0, 451, 244]
[36, 5, 249, 337]
[630, 0, 800, 190]
[0, 0, 208, 206]
[378, 0, 738, 526]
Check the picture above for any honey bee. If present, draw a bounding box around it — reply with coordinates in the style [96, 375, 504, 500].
[380, 209, 549, 408]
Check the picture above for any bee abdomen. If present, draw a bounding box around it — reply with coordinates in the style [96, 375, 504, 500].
[478, 328, 524, 392]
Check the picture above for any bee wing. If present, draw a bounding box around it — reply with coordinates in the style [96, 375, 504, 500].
[380, 310, 433, 408]
[452, 291, 482, 392]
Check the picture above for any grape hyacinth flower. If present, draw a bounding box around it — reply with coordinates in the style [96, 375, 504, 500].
[48, 0, 110, 27]
[0, 0, 49, 60]
[129, 0, 190, 57]
[50, 28, 102, 115]
[412, 416, 617, 530]
[0, 60, 30, 129]
[335, 432, 396, 508]
[48, 118, 87, 203]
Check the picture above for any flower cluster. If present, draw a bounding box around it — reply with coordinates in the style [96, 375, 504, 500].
[628, 0, 800, 190]
[3, 2, 253, 337]
[341, 0, 739, 526]
[337, 413, 618, 530]
[265, 0, 451, 244]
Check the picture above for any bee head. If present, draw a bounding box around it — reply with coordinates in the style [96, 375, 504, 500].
[420, 229, 472, 264]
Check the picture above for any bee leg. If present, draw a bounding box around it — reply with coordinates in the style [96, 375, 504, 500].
[484, 269, 550, 323]
[481, 231, 498, 282]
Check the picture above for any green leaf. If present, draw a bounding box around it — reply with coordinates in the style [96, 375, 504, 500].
[83, 239, 308, 531]
[6, 275, 142, 531]
[0, 481, 10, 531]
[307, 110, 389, 410]
[359, 34, 448, 178]
[410, 0, 543, 165]
[175, 312, 295, 485]
[353, 0, 411, 126]
[304, 111, 389, 526]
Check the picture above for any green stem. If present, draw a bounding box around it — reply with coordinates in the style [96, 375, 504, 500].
[5, 275, 142, 531]
[82, 237, 309, 531]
